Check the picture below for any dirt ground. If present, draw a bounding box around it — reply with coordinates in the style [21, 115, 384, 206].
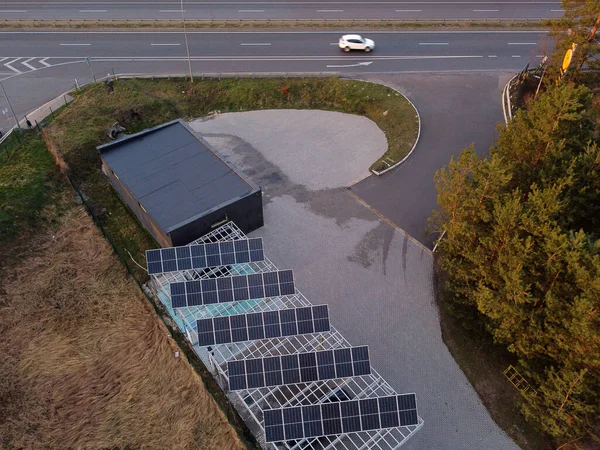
[0, 205, 243, 450]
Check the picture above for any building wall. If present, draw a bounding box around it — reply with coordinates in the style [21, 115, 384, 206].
[169, 190, 264, 246]
[100, 159, 173, 248]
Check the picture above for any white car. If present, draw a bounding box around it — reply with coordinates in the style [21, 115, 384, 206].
[338, 34, 375, 52]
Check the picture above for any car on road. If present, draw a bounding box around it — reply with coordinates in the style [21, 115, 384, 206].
[339, 34, 375, 52]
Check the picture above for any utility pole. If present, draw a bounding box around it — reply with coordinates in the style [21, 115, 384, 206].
[0, 81, 21, 131]
[181, 0, 194, 83]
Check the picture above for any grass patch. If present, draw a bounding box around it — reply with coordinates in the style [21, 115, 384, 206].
[43, 77, 418, 281]
[0, 206, 244, 450]
[0, 19, 554, 31]
[0, 131, 65, 244]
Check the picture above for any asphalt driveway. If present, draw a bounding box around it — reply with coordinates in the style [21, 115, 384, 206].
[350, 73, 512, 247]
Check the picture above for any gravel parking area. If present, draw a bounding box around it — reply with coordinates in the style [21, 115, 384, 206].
[190, 110, 518, 450]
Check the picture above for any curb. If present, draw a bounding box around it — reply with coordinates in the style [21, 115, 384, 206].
[349, 78, 421, 176]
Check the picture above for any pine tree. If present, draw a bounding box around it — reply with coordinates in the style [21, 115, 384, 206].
[431, 81, 600, 442]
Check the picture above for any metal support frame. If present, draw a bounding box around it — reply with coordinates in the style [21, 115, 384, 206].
[150, 222, 423, 449]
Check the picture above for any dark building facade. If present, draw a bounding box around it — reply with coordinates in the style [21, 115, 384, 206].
[98, 119, 263, 247]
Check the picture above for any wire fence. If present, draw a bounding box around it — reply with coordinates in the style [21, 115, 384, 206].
[36, 121, 261, 449]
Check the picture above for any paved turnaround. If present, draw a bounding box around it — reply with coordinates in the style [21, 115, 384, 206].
[0, 0, 564, 20]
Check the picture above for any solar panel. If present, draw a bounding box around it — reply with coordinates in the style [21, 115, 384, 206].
[170, 270, 295, 309]
[145, 238, 264, 275]
[196, 305, 330, 346]
[263, 394, 419, 443]
[227, 346, 370, 391]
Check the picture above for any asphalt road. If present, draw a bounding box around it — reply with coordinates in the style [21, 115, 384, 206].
[0, 0, 564, 20]
[0, 30, 545, 248]
[351, 73, 508, 247]
[0, 30, 550, 76]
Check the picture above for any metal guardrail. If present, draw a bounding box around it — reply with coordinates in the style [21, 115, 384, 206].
[0, 125, 16, 147]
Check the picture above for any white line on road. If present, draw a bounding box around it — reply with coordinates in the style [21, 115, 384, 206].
[78, 10, 107, 13]
[240, 43, 271, 45]
[60, 43, 91, 46]
[151, 43, 181, 46]
[419, 42, 449, 45]
[238, 10, 265, 12]
[4, 58, 21, 73]
[473, 9, 499, 12]
[159, 10, 184, 13]
[488, 55, 497, 57]
[317, 10, 344, 12]
[508, 42, 537, 45]
[0, 57, 7, 62]
[551, 9, 564, 12]
[395, 10, 422, 12]
[0, 10, 27, 13]
[40, 57, 51, 67]
[512, 55, 522, 57]
[22, 57, 37, 70]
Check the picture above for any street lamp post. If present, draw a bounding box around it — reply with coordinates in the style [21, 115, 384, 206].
[181, 0, 194, 83]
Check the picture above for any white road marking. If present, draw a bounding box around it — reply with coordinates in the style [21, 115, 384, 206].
[151, 43, 181, 46]
[488, 55, 497, 57]
[0, 57, 7, 62]
[238, 9, 265, 12]
[512, 55, 522, 57]
[507, 42, 537, 45]
[78, 10, 107, 12]
[60, 43, 91, 45]
[419, 42, 449, 45]
[327, 61, 373, 68]
[473, 9, 499, 12]
[240, 43, 271, 45]
[0, 31, 551, 35]
[159, 10, 184, 12]
[4, 58, 21, 73]
[40, 57, 51, 67]
[22, 57, 37, 70]
[318, 9, 344, 12]
[0, 10, 27, 13]
[395, 10, 422, 12]
[330, 42, 338, 45]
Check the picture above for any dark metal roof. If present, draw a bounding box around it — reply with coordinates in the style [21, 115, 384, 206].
[98, 119, 258, 233]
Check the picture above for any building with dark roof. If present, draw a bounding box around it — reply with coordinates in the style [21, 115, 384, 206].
[98, 119, 263, 247]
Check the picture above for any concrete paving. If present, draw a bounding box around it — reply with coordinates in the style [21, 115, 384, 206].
[189, 110, 518, 450]
[192, 110, 386, 190]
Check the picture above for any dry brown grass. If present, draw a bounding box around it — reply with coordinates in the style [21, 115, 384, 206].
[0, 206, 243, 450]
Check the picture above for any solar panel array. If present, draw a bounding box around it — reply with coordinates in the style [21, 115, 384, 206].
[148, 225, 422, 448]
[170, 270, 295, 308]
[263, 394, 419, 443]
[197, 305, 330, 346]
[228, 346, 370, 391]
[146, 237, 264, 275]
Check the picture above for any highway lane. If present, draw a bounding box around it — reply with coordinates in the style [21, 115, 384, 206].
[0, 30, 550, 71]
[0, 29, 548, 142]
[0, 1, 564, 20]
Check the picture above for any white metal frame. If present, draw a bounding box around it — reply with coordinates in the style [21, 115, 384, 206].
[150, 222, 423, 450]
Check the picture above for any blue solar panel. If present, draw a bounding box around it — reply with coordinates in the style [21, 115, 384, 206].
[227, 346, 370, 391]
[145, 238, 265, 275]
[262, 393, 419, 443]
[169, 270, 296, 309]
[195, 306, 330, 347]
